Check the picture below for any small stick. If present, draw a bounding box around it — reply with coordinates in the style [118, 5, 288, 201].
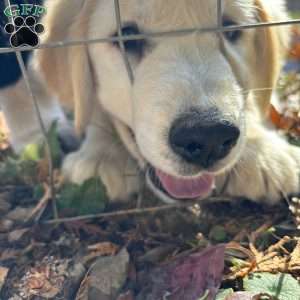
[43, 196, 229, 225]
[266, 236, 291, 254]
[25, 183, 51, 223]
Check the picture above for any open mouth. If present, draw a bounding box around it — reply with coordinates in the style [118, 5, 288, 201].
[115, 124, 216, 204]
[146, 166, 215, 204]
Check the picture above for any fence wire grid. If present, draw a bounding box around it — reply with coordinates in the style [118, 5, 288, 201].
[1, 0, 300, 224]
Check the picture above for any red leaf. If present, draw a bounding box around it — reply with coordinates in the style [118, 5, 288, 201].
[269, 105, 281, 128]
[137, 244, 226, 300]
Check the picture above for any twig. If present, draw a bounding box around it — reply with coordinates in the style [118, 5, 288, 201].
[43, 196, 230, 225]
[248, 222, 274, 256]
[25, 183, 51, 223]
[198, 289, 210, 300]
[249, 222, 274, 243]
[232, 229, 248, 242]
[266, 236, 291, 254]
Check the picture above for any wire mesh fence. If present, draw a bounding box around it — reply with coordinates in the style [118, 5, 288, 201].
[1, 0, 300, 224]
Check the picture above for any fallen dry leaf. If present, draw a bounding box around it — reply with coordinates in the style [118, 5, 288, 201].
[15, 257, 68, 299]
[27, 276, 45, 290]
[270, 104, 300, 136]
[227, 235, 300, 280]
[0, 249, 21, 261]
[76, 248, 130, 300]
[225, 292, 263, 300]
[83, 242, 120, 264]
[136, 244, 226, 300]
[0, 266, 9, 293]
[87, 242, 119, 256]
[289, 239, 300, 271]
[117, 291, 135, 300]
[65, 220, 105, 237]
[289, 27, 300, 60]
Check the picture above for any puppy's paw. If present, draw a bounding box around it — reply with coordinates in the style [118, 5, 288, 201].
[62, 147, 139, 201]
[217, 135, 300, 204]
[98, 157, 140, 201]
[62, 149, 100, 184]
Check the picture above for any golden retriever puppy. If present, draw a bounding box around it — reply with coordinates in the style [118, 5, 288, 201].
[35, 0, 300, 204]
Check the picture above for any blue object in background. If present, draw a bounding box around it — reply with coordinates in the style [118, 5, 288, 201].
[0, 0, 42, 88]
[283, 60, 300, 73]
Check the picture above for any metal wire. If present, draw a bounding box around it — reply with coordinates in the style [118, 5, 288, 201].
[3, 0, 58, 219]
[113, 0, 134, 83]
[1, 18, 300, 54]
[217, 0, 223, 27]
[1, 0, 300, 223]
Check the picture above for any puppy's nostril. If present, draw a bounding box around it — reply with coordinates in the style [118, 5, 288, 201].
[222, 138, 237, 149]
[186, 142, 203, 154]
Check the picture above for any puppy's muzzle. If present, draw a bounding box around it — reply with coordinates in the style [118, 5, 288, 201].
[169, 109, 240, 168]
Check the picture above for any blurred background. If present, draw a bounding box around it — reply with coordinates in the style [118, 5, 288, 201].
[288, 0, 300, 11]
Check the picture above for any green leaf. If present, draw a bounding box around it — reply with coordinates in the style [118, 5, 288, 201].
[0, 156, 37, 185]
[289, 136, 300, 147]
[18, 122, 62, 167]
[44, 121, 63, 167]
[0, 157, 20, 184]
[215, 289, 234, 300]
[58, 178, 108, 217]
[244, 273, 300, 300]
[20, 143, 42, 162]
[209, 225, 228, 242]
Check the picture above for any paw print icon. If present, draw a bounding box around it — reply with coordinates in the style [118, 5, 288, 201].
[4, 16, 44, 48]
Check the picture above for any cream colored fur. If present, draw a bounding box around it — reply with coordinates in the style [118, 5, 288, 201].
[6, 0, 300, 204]
[0, 66, 74, 153]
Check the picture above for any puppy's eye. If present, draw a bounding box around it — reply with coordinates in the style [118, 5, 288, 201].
[114, 23, 145, 55]
[222, 19, 242, 42]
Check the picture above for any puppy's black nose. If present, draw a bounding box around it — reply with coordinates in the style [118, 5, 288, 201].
[169, 111, 240, 168]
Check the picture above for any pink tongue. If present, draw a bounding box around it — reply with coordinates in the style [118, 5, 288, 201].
[155, 169, 215, 200]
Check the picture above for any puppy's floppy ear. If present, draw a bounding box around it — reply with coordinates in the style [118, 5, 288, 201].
[252, 0, 285, 117]
[36, 0, 95, 134]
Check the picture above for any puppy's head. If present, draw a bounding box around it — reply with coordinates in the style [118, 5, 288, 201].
[37, 0, 288, 203]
